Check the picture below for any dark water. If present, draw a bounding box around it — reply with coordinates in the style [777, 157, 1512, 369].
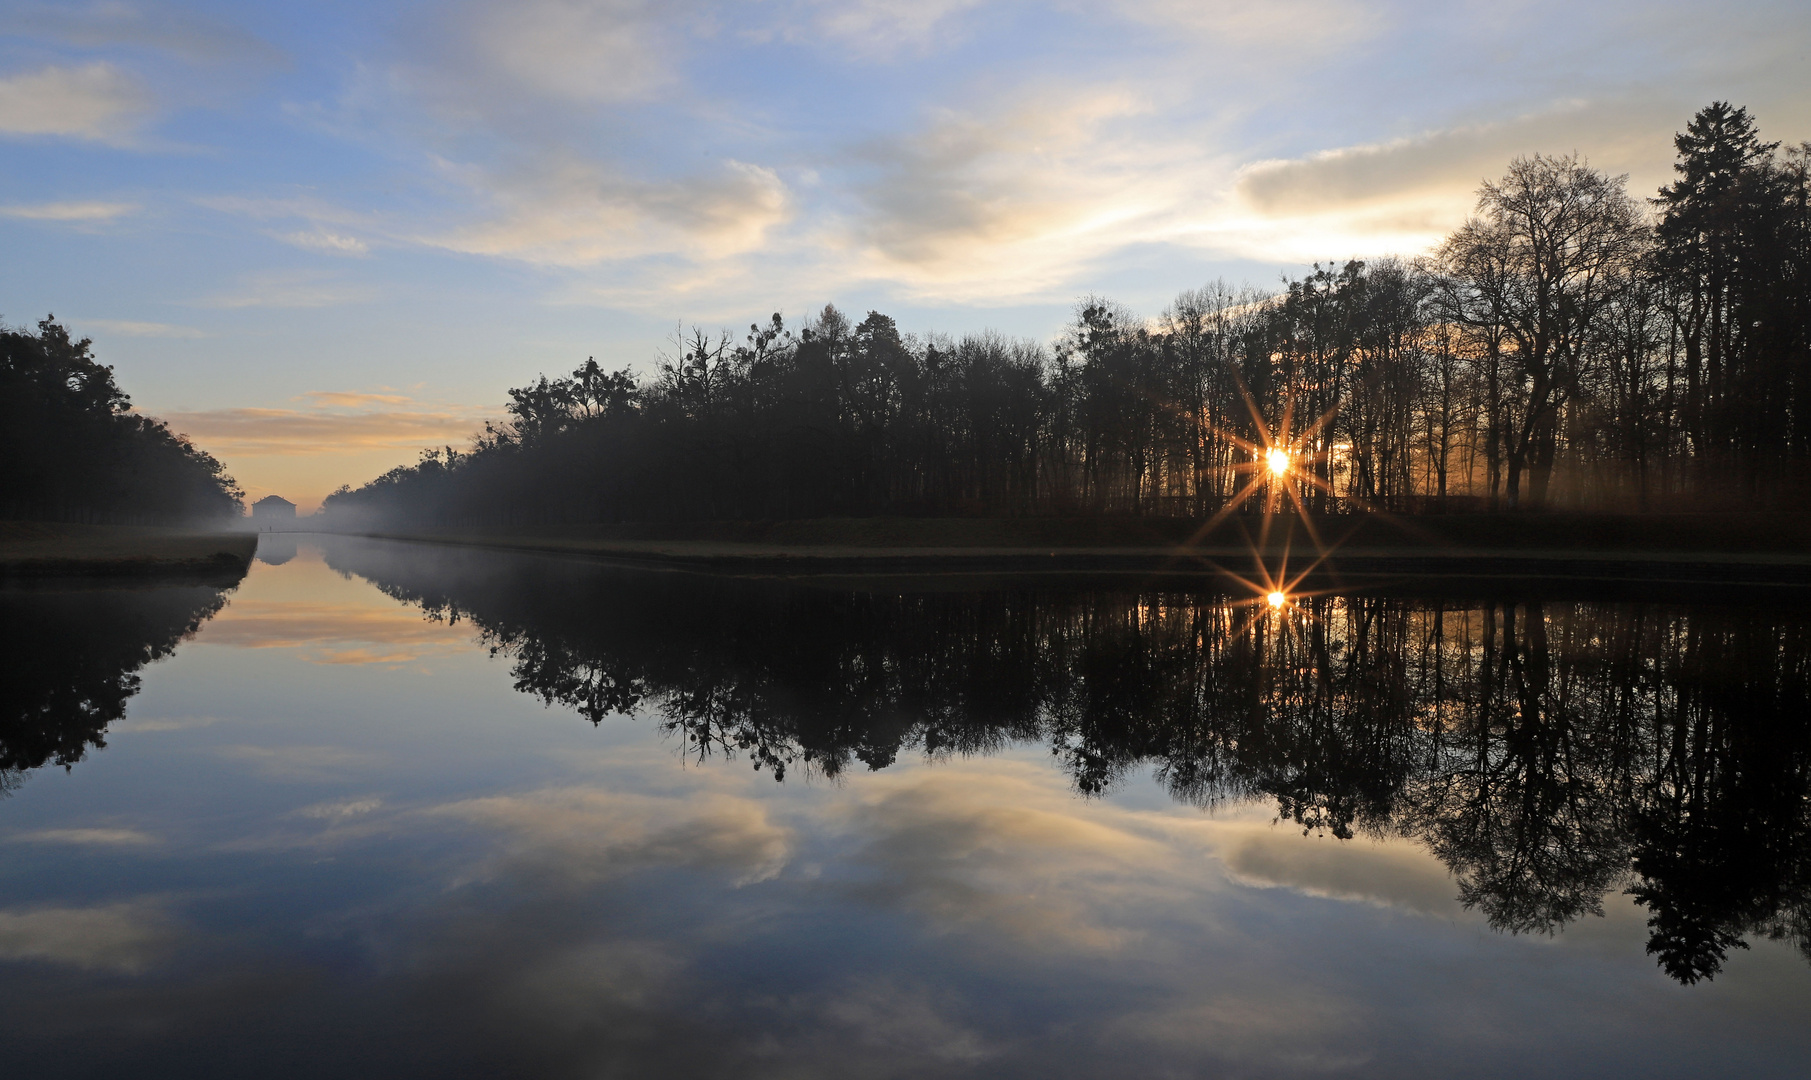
[2, 536, 1809, 1077]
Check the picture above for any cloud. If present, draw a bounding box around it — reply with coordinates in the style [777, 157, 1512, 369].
[452, 0, 686, 105]
[833, 86, 1211, 301]
[0, 200, 138, 222]
[160, 399, 492, 457]
[1207, 99, 1700, 263]
[1233, 104, 1673, 218]
[0, 62, 151, 141]
[816, 978, 994, 1062]
[81, 318, 208, 338]
[388, 0, 713, 129]
[9, 1, 287, 65]
[195, 271, 377, 309]
[6, 827, 158, 846]
[1214, 827, 1460, 914]
[832, 764, 1186, 950]
[277, 229, 370, 256]
[214, 744, 377, 782]
[302, 391, 416, 407]
[430, 156, 791, 267]
[0, 900, 176, 972]
[430, 786, 794, 887]
[110, 714, 227, 734]
[197, 597, 473, 665]
[293, 797, 384, 821]
[1110, 0, 1380, 49]
[810, 0, 988, 53]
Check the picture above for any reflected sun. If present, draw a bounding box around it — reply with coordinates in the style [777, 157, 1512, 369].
[1266, 448, 1290, 476]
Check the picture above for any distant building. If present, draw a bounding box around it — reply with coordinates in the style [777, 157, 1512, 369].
[252, 495, 297, 528]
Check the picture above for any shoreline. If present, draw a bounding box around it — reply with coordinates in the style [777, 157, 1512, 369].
[313, 514, 1811, 589]
[0, 522, 258, 579]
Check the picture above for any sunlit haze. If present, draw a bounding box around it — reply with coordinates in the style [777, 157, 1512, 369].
[2, 0, 1806, 509]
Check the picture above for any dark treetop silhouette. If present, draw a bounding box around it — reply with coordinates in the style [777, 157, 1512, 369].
[324, 535, 1811, 986]
[0, 316, 242, 525]
[323, 104, 1811, 529]
[0, 581, 235, 795]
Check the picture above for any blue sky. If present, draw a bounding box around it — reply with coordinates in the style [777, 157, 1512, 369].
[2, 1, 1807, 508]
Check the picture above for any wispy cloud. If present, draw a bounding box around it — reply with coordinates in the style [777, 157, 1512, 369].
[9, 1, 287, 65]
[1212, 99, 1691, 263]
[0, 900, 177, 972]
[214, 744, 377, 782]
[161, 396, 491, 456]
[0, 62, 151, 142]
[198, 597, 473, 665]
[428, 155, 791, 267]
[808, 0, 989, 54]
[276, 229, 370, 255]
[6, 827, 159, 846]
[195, 271, 377, 309]
[429, 786, 794, 887]
[302, 390, 416, 407]
[82, 318, 208, 338]
[0, 200, 138, 222]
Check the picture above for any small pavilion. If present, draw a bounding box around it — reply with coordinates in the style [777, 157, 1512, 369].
[251, 495, 297, 528]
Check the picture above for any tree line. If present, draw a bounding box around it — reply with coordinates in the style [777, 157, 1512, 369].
[323, 535, 1811, 986]
[0, 316, 243, 524]
[324, 103, 1811, 526]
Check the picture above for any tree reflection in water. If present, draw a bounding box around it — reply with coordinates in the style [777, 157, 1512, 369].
[325, 538, 1811, 985]
[0, 581, 233, 791]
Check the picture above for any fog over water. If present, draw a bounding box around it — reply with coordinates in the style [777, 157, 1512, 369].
[1, 537, 1808, 1077]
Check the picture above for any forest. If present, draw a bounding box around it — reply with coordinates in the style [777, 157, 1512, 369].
[323, 103, 1810, 527]
[0, 316, 243, 524]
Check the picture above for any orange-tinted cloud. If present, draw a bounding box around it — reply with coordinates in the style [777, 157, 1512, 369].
[161, 401, 491, 457]
[200, 598, 474, 665]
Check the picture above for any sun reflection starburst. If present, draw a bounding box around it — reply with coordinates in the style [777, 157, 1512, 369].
[1147, 376, 1385, 628]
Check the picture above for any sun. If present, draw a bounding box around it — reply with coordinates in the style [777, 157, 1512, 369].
[1266, 590, 1287, 608]
[1265, 448, 1290, 476]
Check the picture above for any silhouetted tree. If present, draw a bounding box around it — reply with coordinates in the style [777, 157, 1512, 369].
[0, 316, 243, 524]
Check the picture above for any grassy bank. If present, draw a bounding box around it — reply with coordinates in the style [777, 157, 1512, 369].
[324, 513, 1811, 588]
[422, 512, 1811, 552]
[0, 522, 258, 579]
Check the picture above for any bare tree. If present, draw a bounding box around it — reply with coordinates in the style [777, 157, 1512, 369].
[1439, 155, 1648, 507]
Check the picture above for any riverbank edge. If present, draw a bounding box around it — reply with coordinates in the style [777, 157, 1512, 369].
[318, 514, 1811, 586]
[0, 522, 259, 579]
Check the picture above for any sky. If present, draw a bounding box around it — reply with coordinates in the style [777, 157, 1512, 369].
[1, 1, 1807, 510]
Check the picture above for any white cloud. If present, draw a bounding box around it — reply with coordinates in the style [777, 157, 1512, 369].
[277, 229, 370, 255]
[0, 900, 176, 972]
[822, 85, 1225, 302]
[0, 200, 138, 221]
[0, 62, 150, 141]
[430, 786, 794, 887]
[293, 797, 384, 820]
[1210, 99, 1694, 263]
[6, 827, 158, 846]
[431, 156, 791, 267]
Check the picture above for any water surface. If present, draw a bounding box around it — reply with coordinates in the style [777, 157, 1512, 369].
[2, 535, 1808, 1077]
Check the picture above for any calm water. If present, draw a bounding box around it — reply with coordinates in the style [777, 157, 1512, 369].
[3, 535, 1810, 1077]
